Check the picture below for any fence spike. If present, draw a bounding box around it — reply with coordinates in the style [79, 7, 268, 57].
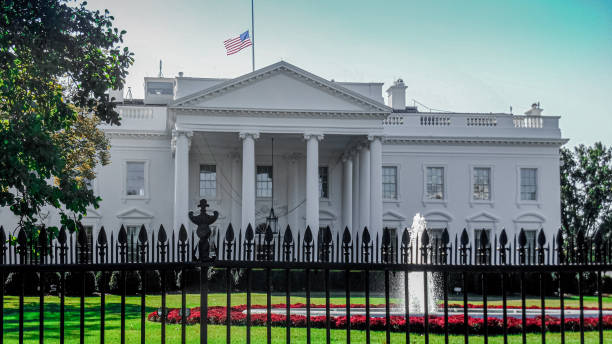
[245, 223, 254, 242]
[225, 223, 235, 242]
[460, 228, 469, 247]
[537, 229, 546, 247]
[158, 225, 167, 243]
[304, 226, 313, 243]
[178, 224, 188, 242]
[441, 228, 449, 246]
[138, 225, 148, 243]
[499, 229, 508, 247]
[518, 228, 527, 248]
[362, 227, 371, 244]
[342, 226, 351, 244]
[118, 225, 128, 244]
[283, 225, 293, 244]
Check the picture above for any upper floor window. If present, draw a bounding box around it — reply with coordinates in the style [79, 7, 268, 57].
[319, 166, 329, 199]
[426, 167, 444, 200]
[382, 166, 397, 199]
[473, 167, 491, 200]
[199, 164, 217, 198]
[147, 81, 173, 95]
[256, 166, 273, 198]
[520, 168, 537, 201]
[126, 162, 145, 196]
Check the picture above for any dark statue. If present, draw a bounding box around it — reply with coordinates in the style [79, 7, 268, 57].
[189, 199, 219, 261]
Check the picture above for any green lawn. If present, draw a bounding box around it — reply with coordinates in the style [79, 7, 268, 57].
[1, 293, 610, 343]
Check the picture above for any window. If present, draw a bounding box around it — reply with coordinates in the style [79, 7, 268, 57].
[256, 166, 273, 198]
[126, 162, 145, 196]
[82, 225, 94, 263]
[383, 166, 398, 199]
[147, 81, 173, 95]
[126, 225, 139, 258]
[520, 168, 537, 201]
[428, 228, 444, 244]
[474, 228, 492, 263]
[199, 164, 217, 198]
[473, 167, 491, 200]
[524, 229, 537, 263]
[319, 166, 329, 199]
[426, 167, 444, 200]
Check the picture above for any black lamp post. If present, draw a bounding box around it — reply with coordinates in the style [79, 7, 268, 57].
[265, 137, 278, 233]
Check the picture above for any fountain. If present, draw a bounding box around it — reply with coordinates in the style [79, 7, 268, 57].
[394, 213, 439, 313]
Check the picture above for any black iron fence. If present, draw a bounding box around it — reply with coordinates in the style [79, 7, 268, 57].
[0, 223, 611, 344]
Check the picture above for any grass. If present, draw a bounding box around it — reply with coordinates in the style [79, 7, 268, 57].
[1, 293, 611, 343]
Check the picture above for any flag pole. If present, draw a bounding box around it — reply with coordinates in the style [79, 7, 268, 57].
[251, 0, 255, 72]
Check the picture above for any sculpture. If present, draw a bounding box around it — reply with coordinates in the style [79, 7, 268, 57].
[189, 199, 219, 261]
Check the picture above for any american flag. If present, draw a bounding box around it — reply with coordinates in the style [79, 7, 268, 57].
[224, 30, 252, 55]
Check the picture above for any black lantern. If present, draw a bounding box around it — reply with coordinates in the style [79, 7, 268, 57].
[266, 207, 278, 234]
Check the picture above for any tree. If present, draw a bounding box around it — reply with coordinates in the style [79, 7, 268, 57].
[560, 142, 612, 237]
[0, 0, 133, 237]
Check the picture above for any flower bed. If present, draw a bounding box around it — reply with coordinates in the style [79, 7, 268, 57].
[148, 304, 612, 334]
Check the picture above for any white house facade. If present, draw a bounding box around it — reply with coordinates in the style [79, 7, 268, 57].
[0, 61, 568, 250]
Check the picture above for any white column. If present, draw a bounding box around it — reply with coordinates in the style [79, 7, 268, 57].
[230, 152, 242, 229]
[305, 133, 323, 231]
[352, 149, 360, 234]
[286, 153, 300, 231]
[173, 129, 193, 232]
[369, 135, 383, 236]
[240, 132, 259, 230]
[359, 143, 371, 230]
[342, 154, 353, 231]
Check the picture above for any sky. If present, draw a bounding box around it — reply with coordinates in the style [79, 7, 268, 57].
[87, 0, 612, 146]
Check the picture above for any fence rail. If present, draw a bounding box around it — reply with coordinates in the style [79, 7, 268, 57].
[0, 223, 611, 344]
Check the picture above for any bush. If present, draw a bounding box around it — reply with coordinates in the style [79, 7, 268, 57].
[65, 271, 97, 296]
[109, 271, 141, 295]
[141, 270, 162, 292]
[4, 272, 39, 295]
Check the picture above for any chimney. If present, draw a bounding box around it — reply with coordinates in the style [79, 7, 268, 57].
[524, 102, 543, 116]
[386, 79, 407, 111]
[108, 88, 124, 103]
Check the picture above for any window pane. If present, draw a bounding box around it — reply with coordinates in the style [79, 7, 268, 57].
[126, 225, 140, 257]
[473, 167, 491, 200]
[147, 82, 173, 95]
[382, 166, 397, 199]
[319, 166, 329, 198]
[200, 164, 216, 198]
[256, 166, 273, 197]
[126, 162, 145, 196]
[426, 167, 444, 199]
[520, 168, 537, 200]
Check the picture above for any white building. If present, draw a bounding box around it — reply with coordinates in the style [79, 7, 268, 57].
[1, 61, 568, 249]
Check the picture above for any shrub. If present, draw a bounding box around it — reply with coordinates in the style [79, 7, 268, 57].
[141, 270, 162, 292]
[65, 271, 97, 296]
[4, 272, 39, 295]
[109, 271, 141, 295]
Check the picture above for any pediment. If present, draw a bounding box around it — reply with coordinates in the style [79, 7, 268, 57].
[466, 211, 499, 223]
[116, 207, 154, 219]
[84, 208, 102, 219]
[383, 210, 406, 221]
[170, 61, 389, 113]
[514, 212, 546, 223]
[424, 210, 454, 222]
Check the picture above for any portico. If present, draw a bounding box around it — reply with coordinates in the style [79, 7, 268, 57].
[168, 62, 390, 238]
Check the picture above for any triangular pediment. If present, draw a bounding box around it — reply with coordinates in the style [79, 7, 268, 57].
[170, 61, 390, 113]
[116, 207, 154, 219]
[466, 211, 499, 223]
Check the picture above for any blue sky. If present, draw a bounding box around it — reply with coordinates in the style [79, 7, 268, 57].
[88, 0, 612, 146]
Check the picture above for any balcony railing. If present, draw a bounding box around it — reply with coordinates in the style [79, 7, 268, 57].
[383, 113, 561, 139]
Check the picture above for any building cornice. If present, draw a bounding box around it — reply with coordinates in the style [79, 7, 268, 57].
[383, 136, 569, 146]
[104, 130, 170, 138]
[171, 106, 389, 120]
